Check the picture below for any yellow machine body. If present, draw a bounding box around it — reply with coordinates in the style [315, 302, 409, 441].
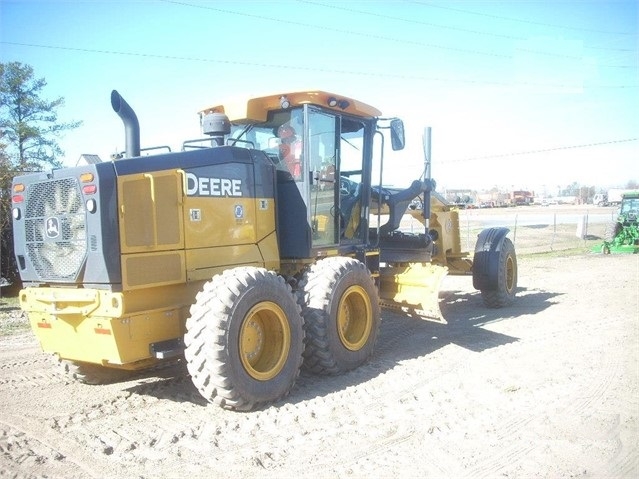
[13, 88, 514, 384]
[411, 195, 473, 275]
[19, 160, 280, 368]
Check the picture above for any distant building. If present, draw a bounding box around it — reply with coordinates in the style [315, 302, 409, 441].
[510, 190, 534, 205]
[477, 191, 510, 207]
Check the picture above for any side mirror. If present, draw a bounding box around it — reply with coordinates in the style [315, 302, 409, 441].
[390, 118, 405, 151]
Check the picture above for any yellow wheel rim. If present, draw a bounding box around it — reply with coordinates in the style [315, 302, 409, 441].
[239, 301, 290, 381]
[505, 255, 516, 293]
[337, 285, 372, 351]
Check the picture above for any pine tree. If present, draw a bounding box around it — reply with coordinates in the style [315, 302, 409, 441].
[1, 61, 81, 170]
[0, 62, 81, 289]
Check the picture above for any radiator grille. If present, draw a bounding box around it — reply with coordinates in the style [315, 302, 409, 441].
[24, 178, 87, 281]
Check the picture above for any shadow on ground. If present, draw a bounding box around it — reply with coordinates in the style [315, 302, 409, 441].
[123, 286, 562, 410]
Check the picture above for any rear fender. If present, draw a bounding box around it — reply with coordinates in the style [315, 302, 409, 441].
[472, 227, 510, 290]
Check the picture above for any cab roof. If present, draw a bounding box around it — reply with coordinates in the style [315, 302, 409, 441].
[200, 90, 382, 123]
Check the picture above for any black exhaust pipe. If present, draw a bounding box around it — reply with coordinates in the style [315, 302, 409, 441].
[111, 90, 140, 158]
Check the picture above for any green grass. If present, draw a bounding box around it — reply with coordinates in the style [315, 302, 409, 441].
[0, 296, 20, 308]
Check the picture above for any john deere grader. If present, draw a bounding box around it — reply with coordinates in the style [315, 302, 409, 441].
[11, 90, 517, 411]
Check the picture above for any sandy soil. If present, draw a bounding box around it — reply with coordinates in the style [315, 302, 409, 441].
[0, 249, 637, 479]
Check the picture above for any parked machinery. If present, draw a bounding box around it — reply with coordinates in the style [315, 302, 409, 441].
[11, 90, 517, 410]
[598, 191, 639, 254]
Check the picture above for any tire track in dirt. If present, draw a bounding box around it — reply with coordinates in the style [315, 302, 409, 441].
[124, 359, 439, 476]
[0, 355, 49, 370]
[465, 255, 637, 477]
[288, 308, 523, 477]
[46, 374, 205, 462]
[353, 308, 529, 475]
[0, 254, 636, 477]
[0, 414, 128, 478]
[49, 369, 282, 468]
[371, 263, 631, 479]
[0, 354, 67, 390]
[605, 450, 639, 479]
[202, 255, 629, 477]
[460, 310, 630, 477]
[564, 327, 637, 479]
[0, 369, 65, 389]
[0, 423, 71, 479]
[45, 372, 284, 470]
[268, 321, 501, 475]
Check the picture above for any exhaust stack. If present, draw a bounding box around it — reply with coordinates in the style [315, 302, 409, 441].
[111, 90, 141, 158]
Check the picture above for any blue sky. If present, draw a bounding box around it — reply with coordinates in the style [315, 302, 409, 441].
[1, 0, 637, 193]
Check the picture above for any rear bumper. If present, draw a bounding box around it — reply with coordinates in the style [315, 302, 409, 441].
[21, 287, 185, 367]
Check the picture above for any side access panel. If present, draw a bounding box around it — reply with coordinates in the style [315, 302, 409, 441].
[118, 170, 186, 290]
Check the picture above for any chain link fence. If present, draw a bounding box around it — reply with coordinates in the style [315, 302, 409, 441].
[402, 206, 620, 256]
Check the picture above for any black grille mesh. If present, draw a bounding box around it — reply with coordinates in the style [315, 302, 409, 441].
[24, 178, 87, 281]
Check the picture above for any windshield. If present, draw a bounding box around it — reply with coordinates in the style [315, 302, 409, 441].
[229, 124, 277, 151]
[620, 197, 639, 215]
[227, 108, 303, 166]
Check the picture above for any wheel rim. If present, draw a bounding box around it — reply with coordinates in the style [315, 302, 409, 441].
[505, 255, 516, 293]
[337, 285, 372, 351]
[239, 301, 291, 381]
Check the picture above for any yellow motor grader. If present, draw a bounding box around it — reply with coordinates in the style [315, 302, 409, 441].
[11, 90, 517, 410]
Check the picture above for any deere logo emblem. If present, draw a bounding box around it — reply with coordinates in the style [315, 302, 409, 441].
[234, 205, 244, 219]
[46, 217, 60, 239]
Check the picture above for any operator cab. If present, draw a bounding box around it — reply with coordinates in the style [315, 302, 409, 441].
[226, 106, 374, 249]
[619, 193, 639, 223]
[200, 91, 405, 259]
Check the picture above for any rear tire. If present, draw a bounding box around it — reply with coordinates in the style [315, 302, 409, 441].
[184, 267, 304, 411]
[299, 257, 380, 375]
[604, 221, 621, 242]
[480, 237, 517, 308]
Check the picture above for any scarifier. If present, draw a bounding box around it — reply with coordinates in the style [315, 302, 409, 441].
[11, 90, 517, 410]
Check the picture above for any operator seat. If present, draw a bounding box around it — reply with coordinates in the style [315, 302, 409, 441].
[340, 196, 361, 239]
[340, 180, 362, 239]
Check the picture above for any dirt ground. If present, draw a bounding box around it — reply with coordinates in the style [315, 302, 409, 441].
[0, 218, 637, 478]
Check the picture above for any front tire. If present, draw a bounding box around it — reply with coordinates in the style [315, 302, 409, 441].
[299, 257, 380, 375]
[480, 237, 517, 308]
[184, 267, 304, 411]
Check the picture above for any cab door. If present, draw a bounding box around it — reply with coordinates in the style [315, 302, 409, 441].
[306, 107, 339, 248]
[305, 108, 370, 248]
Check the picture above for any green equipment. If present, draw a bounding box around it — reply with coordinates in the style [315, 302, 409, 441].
[595, 191, 639, 254]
